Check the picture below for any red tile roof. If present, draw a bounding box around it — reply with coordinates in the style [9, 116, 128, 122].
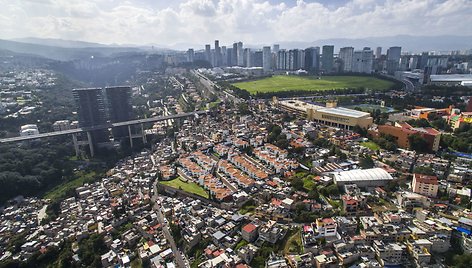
[242, 223, 257, 233]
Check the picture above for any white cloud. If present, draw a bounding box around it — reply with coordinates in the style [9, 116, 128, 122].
[0, 0, 470, 47]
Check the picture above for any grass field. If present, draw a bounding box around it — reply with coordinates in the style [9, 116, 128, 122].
[361, 141, 381, 151]
[160, 177, 209, 198]
[232, 75, 395, 95]
[283, 228, 303, 255]
[44, 171, 102, 201]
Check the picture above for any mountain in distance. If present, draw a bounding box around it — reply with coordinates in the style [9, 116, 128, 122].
[12, 37, 109, 48]
[0, 39, 144, 61]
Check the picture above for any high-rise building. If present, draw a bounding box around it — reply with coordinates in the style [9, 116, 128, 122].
[399, 55, 409, 71]
[409, 56, 419, 70]
[214, 40, 221, 67]
[237, 42, 244, 66]
[304, 47, 320, 73]
[387, 46, 401, 61]
[232, 43, 238, 66]
[352, 48, 374, 74]
[273, 44, 280, 54]
[276, 50, 285, 70]
[419, 52, 429, 69]
[205, 44, 211, 64]
[253, 51, 263, 67]
[244, 48, 252, 67]
[375, 47, 382, 59]
[386, 46, 401, 74]
[186, 49, 194, 63]
[288, 49, 300, 70]
[221, 46, 227, 66]
[227, 47, 233, 66]
[105, 86, 133, 138]
[321, 45, 334, 73]
[73, 88, 108, 146]
[339, 47, 354, 72]
[263, 46, 272, 72]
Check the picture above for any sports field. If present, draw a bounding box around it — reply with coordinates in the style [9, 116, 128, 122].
[232, 75, 394, 95]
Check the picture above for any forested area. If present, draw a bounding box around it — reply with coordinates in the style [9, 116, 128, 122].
[0, 142, 75, 204]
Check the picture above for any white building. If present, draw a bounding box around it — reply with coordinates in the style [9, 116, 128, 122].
[333, 168, 394, 187]
[52, 120, 71, 132]
[20, 124, 39, 137]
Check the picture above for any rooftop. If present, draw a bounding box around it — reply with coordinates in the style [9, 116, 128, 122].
[317, 107, 371, 118]
[334, 168, 394, 182]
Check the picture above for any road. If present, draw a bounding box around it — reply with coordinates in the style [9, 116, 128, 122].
[0, 111, 207, 143]
[152, 183, 189, 268]
[191, 70, 241, 104]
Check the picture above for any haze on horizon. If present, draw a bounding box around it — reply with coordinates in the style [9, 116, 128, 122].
[0, 0, 471, 47]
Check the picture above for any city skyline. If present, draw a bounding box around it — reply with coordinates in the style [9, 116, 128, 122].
[0, 0, 471, 47]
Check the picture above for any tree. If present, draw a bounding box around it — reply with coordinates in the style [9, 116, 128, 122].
[308, 188, 320, 201]
[413, 166, 435, 176]
[237, 102, 251, 115]
[353, 125, 368, 137]
[408, 134, 430, 153]
[359, 156, 374, 169]
[291, 177, 304, 191]
[453, 254, 472, 268]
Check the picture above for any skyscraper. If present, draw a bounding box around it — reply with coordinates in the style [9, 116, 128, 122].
[273, 44, 280, 54]
[237, 42, 244, 66]
[105, 86, 133, 138]
[244, 48, 252, 67]
[288, 49, 300, 70]
[186, 49, 194, 63]
[221, 46, 227, 66]
[386, 46, 401, 74]
[321, 45, 334, 73]
[352, 48, 374, 74]
[304, 47, 320, 73]
[277, 50, 286, 70]
[227, 47, 234, 66]
[254, 51, 263, 67]
[232, 43, 238, 66]
[263, 46, 272, 72]
[339, 47, 354, 72]
[205, 44, 211, 64]
[73, 88, 108, 146]
[214, 40, 221, 67]
[375, 47, 382, 59]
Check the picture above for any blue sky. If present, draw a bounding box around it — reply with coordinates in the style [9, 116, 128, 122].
[0, 0, 470, 46]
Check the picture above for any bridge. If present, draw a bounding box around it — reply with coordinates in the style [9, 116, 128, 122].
[1, 110, 208, 156]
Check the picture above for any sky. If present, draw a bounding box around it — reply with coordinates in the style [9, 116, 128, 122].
[0, 0, 471, 47]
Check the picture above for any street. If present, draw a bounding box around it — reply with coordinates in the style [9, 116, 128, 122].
[152, 183, 189, 268]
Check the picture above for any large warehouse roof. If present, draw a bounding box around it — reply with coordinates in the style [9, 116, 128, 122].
[334, 168, 393, 183]
[317, 107, 371, 118]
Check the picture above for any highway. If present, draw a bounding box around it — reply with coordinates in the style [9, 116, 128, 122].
[191, 70, 241, 104]
[152, 183, 189, 268]
[0, 111, 208, 143]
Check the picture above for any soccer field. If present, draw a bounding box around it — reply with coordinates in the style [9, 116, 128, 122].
[232, 75, 395, 95]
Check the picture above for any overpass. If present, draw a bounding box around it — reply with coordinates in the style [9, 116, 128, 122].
[1, 110, 208, 156]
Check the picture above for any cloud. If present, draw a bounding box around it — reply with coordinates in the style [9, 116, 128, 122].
[0, 0, 470, 47]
